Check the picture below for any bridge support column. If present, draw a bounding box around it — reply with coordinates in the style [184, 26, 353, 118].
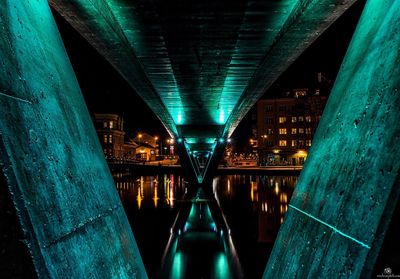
[176, 141, 226, 191]
[0, 1, 147, 278]
[264, 0, 400, 277]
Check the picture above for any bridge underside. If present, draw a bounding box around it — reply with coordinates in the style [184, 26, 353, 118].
[0, 0, 399, 278]
[49, 0, 358, 184]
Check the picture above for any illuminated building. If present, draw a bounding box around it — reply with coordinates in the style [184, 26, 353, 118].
[257, 88, 327, 165]
[133, 132, 158, 161]
[94, 113, 125, 160]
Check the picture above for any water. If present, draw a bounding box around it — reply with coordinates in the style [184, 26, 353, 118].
[113, 172, 297, 278]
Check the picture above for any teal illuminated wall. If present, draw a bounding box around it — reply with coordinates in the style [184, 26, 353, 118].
[0, 1, 147, 278]
[264, 0, 400, 277]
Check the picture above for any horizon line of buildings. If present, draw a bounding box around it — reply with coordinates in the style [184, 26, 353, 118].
[93, 113, 175, 162]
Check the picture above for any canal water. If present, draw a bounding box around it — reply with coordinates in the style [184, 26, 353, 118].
[114, 172, 297, 278]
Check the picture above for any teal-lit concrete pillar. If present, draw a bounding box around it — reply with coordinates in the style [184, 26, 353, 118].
[0, 1, 147, 278]
[264, 0, 400, 277]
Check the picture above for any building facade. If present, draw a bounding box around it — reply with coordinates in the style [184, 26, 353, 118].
[133, 132, 158, 161]
[94, 114, 126, 160]
[257, 89, 327, 165]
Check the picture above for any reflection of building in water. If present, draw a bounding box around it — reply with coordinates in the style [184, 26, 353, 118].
[113, 173, 186, 209]
[253, 176, 296, 243]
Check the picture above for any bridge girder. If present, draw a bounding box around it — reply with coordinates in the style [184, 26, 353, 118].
[49, 0, 359, 183]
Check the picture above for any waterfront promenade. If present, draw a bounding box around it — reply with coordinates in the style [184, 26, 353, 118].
[108, 161, 302, 176]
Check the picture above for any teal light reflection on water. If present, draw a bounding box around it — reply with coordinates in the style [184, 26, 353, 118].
[214, 252, 231, 279]
[171, 252, 185, 279]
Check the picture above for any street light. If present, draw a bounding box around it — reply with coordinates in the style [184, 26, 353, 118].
[138, 133, 143, 145]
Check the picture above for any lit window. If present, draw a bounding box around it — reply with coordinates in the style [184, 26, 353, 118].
[279, 128, 287, 135]
[306, 140, 312, 146]
[298, 116, 304, 122]
[109, 121, 114, 129]
[109, 134, 113, 143]
[103, 135, 107, 143]
[103, 122, 108, 128]
[305, 116, 312, 122]
[306, 128, 312, 134]
[291, 117, 297, 123]
[291, 140, 296, 147]
[294, 90, 307, 98]
[279, 117, 286, 124]
[291, 128, 297, 134]
[299, 128, 304, 134]
[279, 140, 287, 147]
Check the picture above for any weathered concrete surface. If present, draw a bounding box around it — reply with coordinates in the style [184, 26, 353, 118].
[264, 0, 400, 277]
[0, 1, 147, 278]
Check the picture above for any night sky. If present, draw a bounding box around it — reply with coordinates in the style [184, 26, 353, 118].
[52, 0, 366, 144]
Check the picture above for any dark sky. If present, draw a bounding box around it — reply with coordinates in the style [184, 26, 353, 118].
[52, 12, 168, 139]
[52, 0, 366, 142]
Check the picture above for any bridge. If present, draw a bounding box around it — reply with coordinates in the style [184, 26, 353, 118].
[0, 0, 399, 278]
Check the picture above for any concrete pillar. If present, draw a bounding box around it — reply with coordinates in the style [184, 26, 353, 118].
[264, 0, 400, 277]
[0, 1, 147, 278]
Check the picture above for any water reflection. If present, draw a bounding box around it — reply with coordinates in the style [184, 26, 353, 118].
[114, 172, 186, 210]
[213, 175, 297, 278]
[113, 172, 297, 278]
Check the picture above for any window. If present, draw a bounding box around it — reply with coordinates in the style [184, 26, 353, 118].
[267, 129, 274, 135]
[267, 141, 274, 147]
[279, 105, 286, 112]
[103, 122, 108, 128]
[291, 117, 297, 123]
[266, 105, 273, 112]
[294, 90, 307, 98]
[306, 128, 312, 134]
[266, 117, 274, 124]
[291, 128, 297, 135]
[279, 117, 286, 124]
[306, 140, 312, 146]
[279, 128, 287, 135]
[298, 116, 304, 122]
[291, 140, 297, 147]
[109, 121, 114, 129]
[299, 128, 304, 134]
[305, 116, 312, 122]
[298, 140, 304, 146]
[279, 140, 287, 147]
[109, 134, 113, 143]
[103, 134, 107, 143]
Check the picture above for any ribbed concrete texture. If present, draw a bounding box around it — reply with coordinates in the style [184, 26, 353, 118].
[0, 1, 147, 278]
[264, 0, 400, 277]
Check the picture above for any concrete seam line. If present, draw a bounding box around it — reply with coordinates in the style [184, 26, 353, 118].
[42, 204, 121, 249]
[289, 204, 371, 249]
[0, 91, 32, 104]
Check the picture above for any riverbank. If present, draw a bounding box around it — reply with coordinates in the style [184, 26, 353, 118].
[108, 163, 302, 176]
